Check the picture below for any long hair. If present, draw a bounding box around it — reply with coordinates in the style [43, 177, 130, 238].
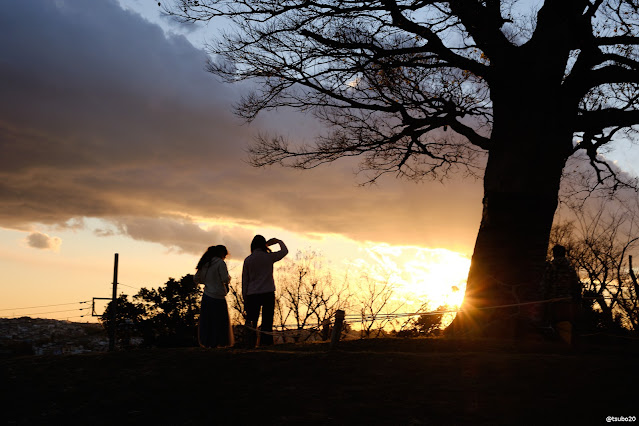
[196, 246, 216, 270]
[196, 245, 228, 270]
[215, 245, 229, 260]
[250, 235, 270, 253]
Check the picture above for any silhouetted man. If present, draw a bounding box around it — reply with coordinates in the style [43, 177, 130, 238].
[543, 245, 582, 344]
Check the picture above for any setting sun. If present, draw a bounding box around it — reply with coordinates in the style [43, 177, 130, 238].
[352, 244, 470, 310]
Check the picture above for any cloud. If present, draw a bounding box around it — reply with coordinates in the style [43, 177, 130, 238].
[97, 216, 255, 258]
[0, 0, 484, 255]
[25, 232, 62, 252]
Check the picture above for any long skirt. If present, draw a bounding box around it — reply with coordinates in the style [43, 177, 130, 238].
[198, 294, 234, 348]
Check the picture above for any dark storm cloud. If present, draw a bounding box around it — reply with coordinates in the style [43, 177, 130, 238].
[0, 0, 483, 253]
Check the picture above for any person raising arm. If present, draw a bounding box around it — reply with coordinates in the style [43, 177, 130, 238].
[241, 235, 288, 346]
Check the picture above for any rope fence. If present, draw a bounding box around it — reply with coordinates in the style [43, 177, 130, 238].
[241, 294, 635, 331]
[3, 294, 636, 346]
[342, 296, 574, 323]
[237, 294, 639, 347]
[239, 297, 564, 339]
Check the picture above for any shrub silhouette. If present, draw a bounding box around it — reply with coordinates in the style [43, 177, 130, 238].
[101, 275, 201, 348]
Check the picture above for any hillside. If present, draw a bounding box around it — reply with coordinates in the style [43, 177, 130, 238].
[0, 318, 107, 356]
[2, 338, 637, 425]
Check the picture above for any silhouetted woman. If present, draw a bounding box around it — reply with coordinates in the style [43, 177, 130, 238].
[242, 235, 288, 346]
[195, 245, 234, 348]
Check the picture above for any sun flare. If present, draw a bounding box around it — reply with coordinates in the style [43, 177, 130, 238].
[354, 244, 470, 310]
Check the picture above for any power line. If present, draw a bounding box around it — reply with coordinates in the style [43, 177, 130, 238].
[118, 283, 140, 291]
[0, 301, 89, 312]
[103, 282, 140, 292]
[3, 308, 89, 319]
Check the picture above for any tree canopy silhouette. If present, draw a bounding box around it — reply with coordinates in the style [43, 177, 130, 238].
[165, 0, 639, 337]
[101, 275, 201, 347]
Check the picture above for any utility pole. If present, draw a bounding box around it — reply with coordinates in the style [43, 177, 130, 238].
[109, 253, 119, 351]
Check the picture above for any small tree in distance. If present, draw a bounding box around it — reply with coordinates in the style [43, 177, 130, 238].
[101, 275, 201, 348]
[136, 275, 201, 346]
[276, 250, 352, 332]
[550, 199, 639, 336]
[227, 279, 246, 324]
[396, 304, 452, 337]
[357, 272, 405, 338]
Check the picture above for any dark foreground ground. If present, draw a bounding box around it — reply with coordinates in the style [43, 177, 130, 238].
[2, 338, 638, 425]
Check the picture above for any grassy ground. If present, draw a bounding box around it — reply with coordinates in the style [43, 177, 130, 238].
[2, 338, 637, 425]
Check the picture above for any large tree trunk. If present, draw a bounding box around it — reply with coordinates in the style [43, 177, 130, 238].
[448, 149, 566, 338]
[448, 70, 575, 337]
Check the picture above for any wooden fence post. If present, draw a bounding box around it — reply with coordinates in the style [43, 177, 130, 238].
[330, 310, 345, 349]
[321, 319, 331, 341]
